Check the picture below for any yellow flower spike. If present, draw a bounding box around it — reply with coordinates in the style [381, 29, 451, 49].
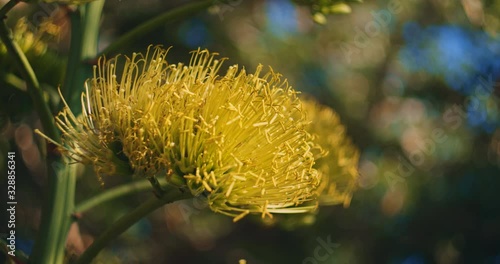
[40, 46, 322, 220]
[302, 98, 360, 208]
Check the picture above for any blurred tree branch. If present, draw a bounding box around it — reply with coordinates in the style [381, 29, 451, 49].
[100, 0, 214, 56]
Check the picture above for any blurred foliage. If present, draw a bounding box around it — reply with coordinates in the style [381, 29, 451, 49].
[0, 16, 65, 124]
[1, 0, 500, 263]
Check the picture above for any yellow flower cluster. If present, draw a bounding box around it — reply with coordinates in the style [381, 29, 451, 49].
[50, 46, 327, 220]
[0, 17, 59, 57]
[42, 46, 360, 220]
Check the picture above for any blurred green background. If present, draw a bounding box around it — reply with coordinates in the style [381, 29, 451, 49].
[1, 0, 500, 263]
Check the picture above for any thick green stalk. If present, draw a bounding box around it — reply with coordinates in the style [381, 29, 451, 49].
[99, 0, 213, 56]
[54, 2, 105, 262]
[54, 163, 78, 264]
[76, 187, 192, 264]
[81, 0, 105, 60]
[75, 178, 168, 214]
[60, 8, 83, 108]
[29, 1, 104, 262]
[62, 0, 105, 112]
[28, 159, 65, 264]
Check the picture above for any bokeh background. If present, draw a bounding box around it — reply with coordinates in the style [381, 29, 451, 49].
[1, 0, 500, 263]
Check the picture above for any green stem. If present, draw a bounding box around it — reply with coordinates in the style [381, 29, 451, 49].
[3, 72, 26, 91]
[75, 178, 168, 214]
[81, 0, 105, 60]
[61, 8, 83, 108]
[53, 2, 105, 262]
[29, 160, 67, 264]
[54, 163, 78, 264]
[29, 1, 103, 262]
[99, 0, 213, 56]
[76, 187, 192, 264]
[148, 176, 166, 197]
[62, 0, 105, 112]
